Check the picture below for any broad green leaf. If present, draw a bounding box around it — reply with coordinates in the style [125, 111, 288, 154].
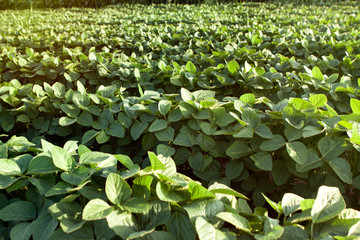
[0, 201, 36, 221]
[286, 141, 308, 165]
[59, 116, 76, 126]
[45, 181, 72, 197]
[83, 199, 114, 220]
[29, 175, 55, 195]
[289, 98, 315, 111]
[79, 151, 116, 165]
[312, 66, 324, 80]
[122, 198, 149, 213]
[49, 146, 74, 171]
[216, 212, 251, 233]
[184, 199, 225, 225]
[240, 93, 256, 105]
[0, 175, 19, 189]
[77, 111, 93, 126]
[94, 219, 116, 240]
[130, 121, 148, 140]
[186, 61, 197, 74]
[106, 210, 140, 239]
[107, 121, 125, 138]
[141, 201, 171, 230]
[309, 94, 327, 107]
[81, 129, 99, 144]
[48, 225, 94, 240]
[254, 124, 273, 139]
[158, 100, 172, 115]
[225, 160, 244, 180]
[10, 222, 34, 240]
[195, 217, 228, 240]
[272, 160, 291, 186]
[156, 182, 189, 202]
[148, 151, 166, 171]
[281, 193, 304, 216]
[106, 173, 131, 206]
[227, 60, 240, 75]
[180, 88, 193, 102]
[0, 159, 22, 175]
[209, 182, 248, 199]
[226, 141, 251, 159]
[260, 134, 286, 151]
[311, 186, 346, 224]
[242, 108, 260, 127]
[149, 119, 168, 132]
[166, 211, 196, 240]
[27, 154, 58, 174]
[318, 136, 347, 160]
[350, 98, 360, 113]
[233, 126, 253, 138]
[33, 212, 58, 240]
[188, 181, 216, 200]
[250, 151, 273, 171]
[154, 127, 175, 141]
[278, 226, 308, 240]
[328, 158, 352, 184]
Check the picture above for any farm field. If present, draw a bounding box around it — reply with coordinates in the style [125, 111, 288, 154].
[0, 1, 360, 239]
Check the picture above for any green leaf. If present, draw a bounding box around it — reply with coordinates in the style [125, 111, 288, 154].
[29, 175, 55, 195]
[328, 158, 352, 184]
[10, 222, 34, 240]
[122, 198, 149, 213]
[351, 98, 360, 113]
[233, 127, 254, 138]
[130, 121, 148, 140]
[0, 159, 22, 175]
[33, 212, 58, 240]
[260, 134, 286, 151]
[156, 182, 189, 202]
[79, 151, 116, 165]
[149, 119, 168, 132]
[105, 173, 131, 206]
[311, 185, 346, 224]
[318, 136, 347, 160]
[148, 151, 167, 171]
[81, 129, 99, 144]
[281, 193, 304, 216]
[209, 182, 248, 199]
[107, 121, 125, 138]
[59, 116, 77, 126]
[106, 210, 139, 239]
[216, 212, 251, 233]
[250, 151, 273, 171]
[226, 141, 251, 159]
[188, 181, 216, 200]
[45, 181, 72, 197]
[49, 225, 94, 240]
[27, 154, 58, 174]
[94, 219, 115, 240]
[195, 217, 227, 240]
[159, 100, 172, 116]
[309, 94, 327, 107]
[0, 201, 36, 221]
[278, 226, 309, 240]
[254, 124, 273, 139]
[225, 160, 244, 180]
[289, 98, 315, 111]
[166, 210, 196, 240]
[154, 127, 175, 142]
[83, 199, 114, 220]
[286, 141, 308, 165]
[312, 66, 324, 80]
[77, 111, 93, 126]
[186, 61, 197, 74]
[227, 60, 240, 75]
[50, 145, 75, 171]
[272, 160, 291, 186]
[242, 108, 261, 127]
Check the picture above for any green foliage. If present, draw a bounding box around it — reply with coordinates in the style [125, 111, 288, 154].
[1, 1, 360, 238]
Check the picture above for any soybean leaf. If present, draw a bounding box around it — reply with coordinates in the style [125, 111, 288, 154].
[10, 222, 34, 240]
[260, 134, 286, 151]
[105, 173, 131, 206]
[0, 201, 36, 221]
[106, 210, 140, 239]
[286, 141, 308, 165]
[250, 151, 273, 171]
[83, 199, 114, 220]
[311, 186, 346, 224]
[328, 158, 352, 184]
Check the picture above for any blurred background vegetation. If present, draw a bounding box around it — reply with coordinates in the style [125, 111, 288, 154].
[0, 0, 349, 9]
